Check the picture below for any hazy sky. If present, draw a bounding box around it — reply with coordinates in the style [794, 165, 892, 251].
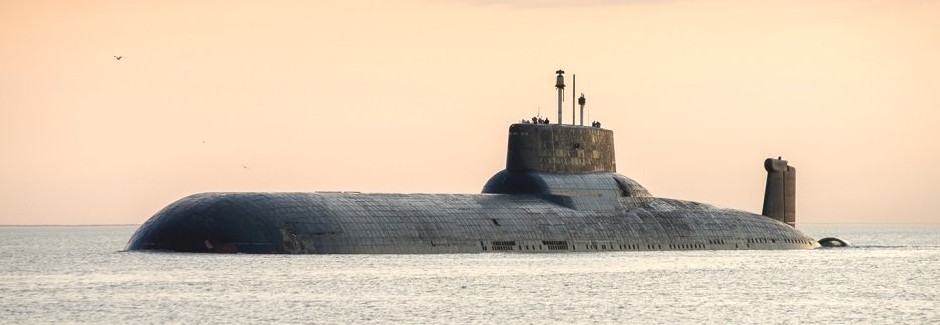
[2, 0, 938, 225]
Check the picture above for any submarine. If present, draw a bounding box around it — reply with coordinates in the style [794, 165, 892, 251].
[126, 70, 819, 254]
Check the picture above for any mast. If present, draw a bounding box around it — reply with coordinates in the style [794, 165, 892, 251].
[555, 70, 565, 125]
[578, 93, 586, 126]
[572, 74, 576, 125]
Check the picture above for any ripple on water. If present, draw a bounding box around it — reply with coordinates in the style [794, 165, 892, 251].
[0, 225, 938, 324]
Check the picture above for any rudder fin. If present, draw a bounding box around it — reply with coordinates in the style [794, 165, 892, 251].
[762, 157, 796, 227]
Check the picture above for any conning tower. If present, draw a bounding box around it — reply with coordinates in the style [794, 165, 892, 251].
[483, 69, 646, 203]
[482, 123, 651, 210]
[505, 123, 615, 173]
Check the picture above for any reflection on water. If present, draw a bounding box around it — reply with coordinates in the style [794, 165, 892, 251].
[1, 225, 938, 323]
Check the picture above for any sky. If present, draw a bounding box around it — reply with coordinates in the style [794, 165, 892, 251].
[1, 0, 938, 225]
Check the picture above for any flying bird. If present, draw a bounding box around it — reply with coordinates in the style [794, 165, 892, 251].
[114, 56, 122, 60]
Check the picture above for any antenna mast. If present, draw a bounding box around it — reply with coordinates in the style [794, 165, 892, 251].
[578, 93, 586, 126]
[555, 70, 565, 125]
[572, 74, 576, 125]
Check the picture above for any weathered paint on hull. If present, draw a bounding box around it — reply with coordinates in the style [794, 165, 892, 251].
[125, 173, 817, 254]
[126, 121, 816, 253]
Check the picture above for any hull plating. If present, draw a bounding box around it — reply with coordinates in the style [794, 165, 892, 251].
[126, 172, 817, 254]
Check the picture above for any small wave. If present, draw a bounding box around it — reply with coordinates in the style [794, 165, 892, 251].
[832, 244, 940, 249]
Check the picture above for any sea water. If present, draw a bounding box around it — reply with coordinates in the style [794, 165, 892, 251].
[1, 225, 937, 324]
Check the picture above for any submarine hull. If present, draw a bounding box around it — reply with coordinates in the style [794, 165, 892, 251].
[126, 172, 818, 254]
[127, 121, 819, 254]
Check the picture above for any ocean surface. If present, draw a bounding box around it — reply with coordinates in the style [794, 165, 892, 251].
[1, 225, 937, 324]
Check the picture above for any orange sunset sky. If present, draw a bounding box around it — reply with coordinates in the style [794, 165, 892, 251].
[1, 0, 938, 225]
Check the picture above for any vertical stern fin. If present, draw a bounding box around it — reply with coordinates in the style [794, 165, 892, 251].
[762, 158, 796, 227]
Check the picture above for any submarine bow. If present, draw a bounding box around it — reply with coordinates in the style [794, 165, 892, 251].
[126, 193, 287, 253]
